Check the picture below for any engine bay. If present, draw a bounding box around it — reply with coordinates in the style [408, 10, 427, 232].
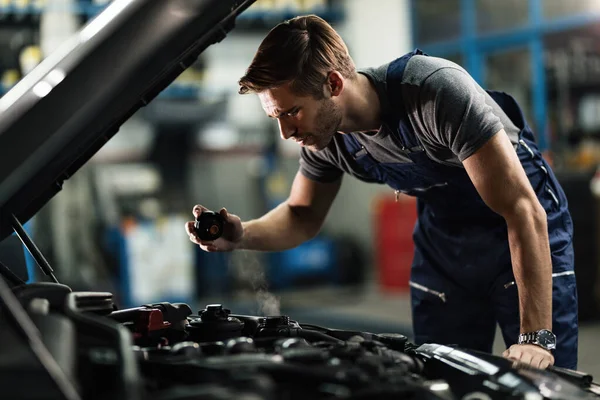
[1, 282, 598, 400]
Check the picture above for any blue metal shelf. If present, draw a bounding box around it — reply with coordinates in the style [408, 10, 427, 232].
[418, 11, 600, 56]
[410, 0, 600, 151]
[0, 3, 45, 15]
[0, 3, 112, 16]
[236, 7, 344, 23]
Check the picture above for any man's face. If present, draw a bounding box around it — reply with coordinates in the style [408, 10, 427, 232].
[258, 83, 342, 151]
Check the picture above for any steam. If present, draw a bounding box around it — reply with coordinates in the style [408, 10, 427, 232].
[256, 289, 281, 316]
[232, 251, 281, 316]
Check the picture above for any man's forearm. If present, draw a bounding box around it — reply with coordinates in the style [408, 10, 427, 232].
[506, 202, 553, 333]
[238, 201, 320, 252]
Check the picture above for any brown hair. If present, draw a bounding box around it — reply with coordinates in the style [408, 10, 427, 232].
[238, 15, 356, 98]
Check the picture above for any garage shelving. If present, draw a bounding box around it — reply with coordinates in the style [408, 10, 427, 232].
[411, 0, 600, 153]
[0, 0, 343, 101]
[0, 2, 343, 22]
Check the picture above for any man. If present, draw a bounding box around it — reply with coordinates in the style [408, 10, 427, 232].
[185, 15, 578, 369]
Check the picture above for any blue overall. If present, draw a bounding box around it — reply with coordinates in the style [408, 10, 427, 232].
[343, 50, 578, 368]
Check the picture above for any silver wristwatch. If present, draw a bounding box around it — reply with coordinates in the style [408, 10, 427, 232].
[518, 329, 557, 351]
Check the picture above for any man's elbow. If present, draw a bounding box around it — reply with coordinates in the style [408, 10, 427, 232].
[502, 196, 547, 232]
[287, 203, 325, 240]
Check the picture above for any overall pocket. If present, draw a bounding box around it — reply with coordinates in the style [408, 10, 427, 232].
[519, 139, 560, 209]
[503, 270, 575, 289]
[409, 280, 447, 303]
[518, 138, 574, 252]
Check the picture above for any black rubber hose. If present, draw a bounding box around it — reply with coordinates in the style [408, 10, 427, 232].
[293, 329, 344, 344]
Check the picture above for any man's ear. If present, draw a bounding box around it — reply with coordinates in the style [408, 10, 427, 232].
[326, 71, 344, 97]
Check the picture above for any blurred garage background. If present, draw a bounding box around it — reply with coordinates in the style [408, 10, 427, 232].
[1, 0, 599, 374]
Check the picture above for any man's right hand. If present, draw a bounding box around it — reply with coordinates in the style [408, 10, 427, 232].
[185, 205, 243, 252]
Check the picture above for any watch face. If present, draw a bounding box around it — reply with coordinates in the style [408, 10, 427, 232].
[537, 329, 557, 350]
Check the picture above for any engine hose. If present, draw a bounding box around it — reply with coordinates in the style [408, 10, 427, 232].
[291, 329, 344, 344]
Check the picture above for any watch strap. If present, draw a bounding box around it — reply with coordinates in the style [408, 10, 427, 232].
[518, 329, 556, 351]
[519, 331, 537, 344]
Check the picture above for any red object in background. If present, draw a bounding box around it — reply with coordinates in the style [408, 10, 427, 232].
[374, 194, 418, 292]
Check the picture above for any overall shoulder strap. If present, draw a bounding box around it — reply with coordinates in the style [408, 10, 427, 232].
[383, 49, 426, 150]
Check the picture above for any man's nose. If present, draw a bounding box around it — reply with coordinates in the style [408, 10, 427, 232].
[278, 119, 296, 140]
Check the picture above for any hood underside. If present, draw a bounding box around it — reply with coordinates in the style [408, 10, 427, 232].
[0, 0, 255, 241]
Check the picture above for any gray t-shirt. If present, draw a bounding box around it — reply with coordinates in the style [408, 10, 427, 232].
[299, 55, 521, 183]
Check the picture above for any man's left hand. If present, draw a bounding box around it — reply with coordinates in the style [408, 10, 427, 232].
[502, 344, 555, 369]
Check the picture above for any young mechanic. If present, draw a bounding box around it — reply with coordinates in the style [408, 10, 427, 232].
[186, 15, 578, 369]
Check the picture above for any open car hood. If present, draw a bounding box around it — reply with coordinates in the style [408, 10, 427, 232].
[0, 0, 255, 241]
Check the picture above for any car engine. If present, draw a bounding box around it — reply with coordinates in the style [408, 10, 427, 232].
[1, 283, 599, 400]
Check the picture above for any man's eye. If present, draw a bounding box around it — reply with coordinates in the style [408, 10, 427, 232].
[287, 109, 299, 117]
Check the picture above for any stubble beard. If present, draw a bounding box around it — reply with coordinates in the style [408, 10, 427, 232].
[305, 98, 342, 151]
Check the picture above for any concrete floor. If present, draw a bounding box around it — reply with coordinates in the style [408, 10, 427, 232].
[214, 281, 600, 379]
